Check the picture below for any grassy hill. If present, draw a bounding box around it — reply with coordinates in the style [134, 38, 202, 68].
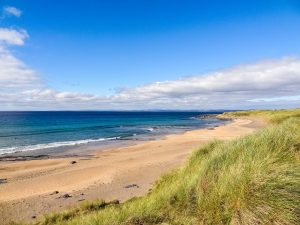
[19, 109, 300, 225]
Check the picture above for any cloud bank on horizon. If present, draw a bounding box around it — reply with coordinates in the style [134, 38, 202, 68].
[0, 6, 299, 110]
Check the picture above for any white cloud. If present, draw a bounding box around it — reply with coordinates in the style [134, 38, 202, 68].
[0, 28, 28, 45]
[249, 95, 300, 103]
[3, 6, 22, 17]
[1, 54, 300, 110]
[0, 47, 40, 89]
[110, 57, 300, 109]
[0, 27, 299, 110]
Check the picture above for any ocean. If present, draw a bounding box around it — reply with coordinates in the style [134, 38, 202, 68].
[0, 111, 227, 156]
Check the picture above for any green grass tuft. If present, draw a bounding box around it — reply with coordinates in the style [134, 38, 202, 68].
[37, 199, 119, 225]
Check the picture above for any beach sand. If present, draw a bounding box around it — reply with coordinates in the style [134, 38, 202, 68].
[0, 118, 265, 224]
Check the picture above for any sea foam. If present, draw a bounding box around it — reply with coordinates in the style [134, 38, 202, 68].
[0, 137, 119, 155]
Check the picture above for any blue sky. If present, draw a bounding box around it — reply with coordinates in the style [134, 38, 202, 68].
[0, 0, 300, 110]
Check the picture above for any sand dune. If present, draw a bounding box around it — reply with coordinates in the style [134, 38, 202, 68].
[0, 118, 264, 224]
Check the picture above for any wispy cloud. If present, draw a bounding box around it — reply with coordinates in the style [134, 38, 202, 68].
[0, 47, 40, 89]
[0, 28, 28, 45]
[1, 53, 300, 110]
[249, 95, 300, 103]
[0, 14, 299, 110]
[109, 57, 300, 109]
[3, 6, 22, 18]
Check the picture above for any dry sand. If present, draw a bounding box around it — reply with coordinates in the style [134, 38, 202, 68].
[0, 117, 265, 224]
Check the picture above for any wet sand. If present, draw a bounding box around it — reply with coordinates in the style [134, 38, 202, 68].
[0, 117, 265, 224]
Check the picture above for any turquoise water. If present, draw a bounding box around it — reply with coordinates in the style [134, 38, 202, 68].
[0, 111, 226, 155]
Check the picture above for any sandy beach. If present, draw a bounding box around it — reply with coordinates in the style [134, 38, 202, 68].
[0, 117, 264, 224]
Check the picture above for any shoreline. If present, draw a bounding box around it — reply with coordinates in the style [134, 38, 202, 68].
[0, 117, 229, 161]
[0, 117, 265, 224]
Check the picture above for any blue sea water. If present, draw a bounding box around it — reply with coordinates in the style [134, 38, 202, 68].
[0, 111, 227, 155]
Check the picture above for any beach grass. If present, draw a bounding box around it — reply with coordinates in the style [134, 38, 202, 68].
[222, 108, 300, 124]
[24, 109, 300, 225]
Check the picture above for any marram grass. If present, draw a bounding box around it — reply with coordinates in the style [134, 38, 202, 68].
[23, 109, 300, 225]
[222, 108, 300, 124]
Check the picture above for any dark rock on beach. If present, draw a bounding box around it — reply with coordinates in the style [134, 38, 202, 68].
[124, 184, 139, 188]
[62, 193, 72, 198]
[197, 114, 219, 119]
[0, 178, 7, 184]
